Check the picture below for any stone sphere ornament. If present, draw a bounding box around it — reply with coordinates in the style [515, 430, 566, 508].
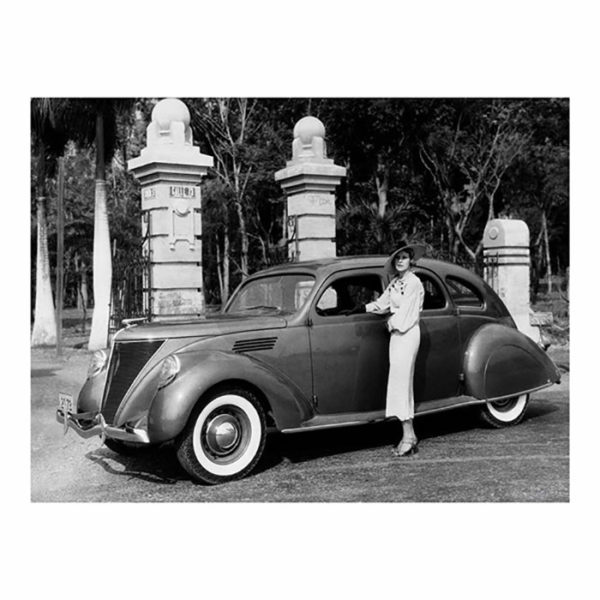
[152, 98, 191, 131]
[294, 116, 326, 144]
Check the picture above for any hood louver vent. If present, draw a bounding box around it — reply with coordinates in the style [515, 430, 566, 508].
[232, 337, 277, 353]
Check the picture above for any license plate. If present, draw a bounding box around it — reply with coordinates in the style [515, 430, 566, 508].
[58, 392, 74, 415]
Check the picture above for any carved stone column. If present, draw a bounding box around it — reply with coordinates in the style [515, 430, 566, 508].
[128, 98, 213, 320]
[275, 116, 346, 261]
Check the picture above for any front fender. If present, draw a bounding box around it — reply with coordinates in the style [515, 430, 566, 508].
[146, 350, 313, 443]
[76, 369, 107, 414]
[464, 323, 561, 401]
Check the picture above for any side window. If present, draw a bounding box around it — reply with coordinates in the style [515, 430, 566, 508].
[446, 276, 484, 308]
[414, 272, 447, 310]
[315, 274, 383, 316]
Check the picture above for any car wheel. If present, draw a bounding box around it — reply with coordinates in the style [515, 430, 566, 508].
[176, 388, 267, 485]
[104, 438, 152, 456]
[479, 393, 529, 428]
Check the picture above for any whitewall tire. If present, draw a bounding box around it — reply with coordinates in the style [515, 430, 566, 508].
[176, 388, 267, 485]
[480, 393, 529, 428]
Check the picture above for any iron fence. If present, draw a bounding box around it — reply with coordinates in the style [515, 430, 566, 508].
[110, 238, 151, 332]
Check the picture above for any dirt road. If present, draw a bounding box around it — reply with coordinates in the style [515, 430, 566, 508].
[31, 345, 569, 502]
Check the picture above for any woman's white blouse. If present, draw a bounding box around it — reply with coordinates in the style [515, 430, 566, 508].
[366, 271, 425, 333]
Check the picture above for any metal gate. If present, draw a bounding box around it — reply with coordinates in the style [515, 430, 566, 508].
[109, 235, 151, 332]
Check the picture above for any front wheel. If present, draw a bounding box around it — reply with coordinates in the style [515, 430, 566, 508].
[479, 393, 529, 428]
[175, 388, 267, 485]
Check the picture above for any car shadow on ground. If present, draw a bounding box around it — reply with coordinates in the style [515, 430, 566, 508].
[259, 401, 562, 469]
[521, 400, 562, 422]
[85, 443, 188, 485]
[31, 368, 57, 378]
[82, 401, 563, 484]
[262, 407, 479, 466]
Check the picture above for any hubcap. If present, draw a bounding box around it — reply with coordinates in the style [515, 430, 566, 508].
[491, 397, 519, 412]
[205, 413, 241, 456]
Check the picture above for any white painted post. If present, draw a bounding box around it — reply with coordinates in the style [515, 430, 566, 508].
[483, 219, 541, 342]
[128, 99, 213, 321]
[275, 116, 346, 261]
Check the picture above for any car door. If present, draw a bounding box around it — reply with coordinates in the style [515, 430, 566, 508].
[412, 268, 463, 403]
[308, 271, 389, 414]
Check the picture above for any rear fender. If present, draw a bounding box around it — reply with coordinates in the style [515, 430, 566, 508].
[147, 350, 313, 442]
[464, 323, 560, 401]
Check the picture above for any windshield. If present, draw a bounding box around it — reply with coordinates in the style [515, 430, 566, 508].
[225, 274, 315, 315]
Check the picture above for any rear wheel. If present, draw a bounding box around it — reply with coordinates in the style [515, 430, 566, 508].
[175, 388, 267, 485]
[479, 393, 529, 428]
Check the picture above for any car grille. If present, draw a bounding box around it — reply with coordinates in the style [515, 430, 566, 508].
[101, 340, 164, 424]
[232, 337, 277, 353]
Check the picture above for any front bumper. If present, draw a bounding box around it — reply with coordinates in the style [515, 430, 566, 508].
[56, 408, 150, 444]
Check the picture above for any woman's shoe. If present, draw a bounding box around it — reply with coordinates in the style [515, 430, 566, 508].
[392, 439, 418, 457]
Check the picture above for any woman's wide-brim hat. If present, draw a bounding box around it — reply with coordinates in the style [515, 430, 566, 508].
[384, 242, 427, 276]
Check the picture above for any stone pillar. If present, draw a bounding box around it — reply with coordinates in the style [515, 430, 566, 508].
[128, 98, 213, 321]
[275, 116, 346, 261]
[483, 219, 540, 342]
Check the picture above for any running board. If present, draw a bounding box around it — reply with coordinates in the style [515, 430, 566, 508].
[415, 395, 483, 415]
[281, 396, 483, 433]
[282, 410, 385, 433]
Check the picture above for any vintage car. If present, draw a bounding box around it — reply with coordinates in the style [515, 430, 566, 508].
[57, 255, 560, 484]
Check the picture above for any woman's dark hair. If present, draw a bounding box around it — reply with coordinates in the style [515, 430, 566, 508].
[396, 247, 414, 260]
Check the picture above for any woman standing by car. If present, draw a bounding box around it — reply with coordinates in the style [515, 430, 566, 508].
[351, 242, 426, 456]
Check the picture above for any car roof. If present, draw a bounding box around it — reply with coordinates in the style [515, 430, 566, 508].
[251, 255, 484, 284]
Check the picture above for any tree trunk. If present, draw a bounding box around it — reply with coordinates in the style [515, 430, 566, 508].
[542, 210, 552, 294]
[345, 157, 352, 206]
[236, 200, 249, 279]
[487, 191, 495, 222]
[79, 262, 89, 334]
[75, 254, 89, 310]
[375, 156, 389, 219]
[216, 240, 224, 303]
[222, 228, 230, 305]
[31, 196, 57, 346]
[88, 108, 113, 350]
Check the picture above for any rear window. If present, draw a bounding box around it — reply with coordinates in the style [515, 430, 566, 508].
[445, 276, 484, 308]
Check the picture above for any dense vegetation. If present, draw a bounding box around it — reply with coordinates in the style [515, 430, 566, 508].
[31, 98, 568, 341]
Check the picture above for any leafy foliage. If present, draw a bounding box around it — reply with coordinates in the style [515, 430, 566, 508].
[31, 97, 569, 312]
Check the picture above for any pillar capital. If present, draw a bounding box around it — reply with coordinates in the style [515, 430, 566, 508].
[275, 161, 347, 195]
[128, 98, 213, 185]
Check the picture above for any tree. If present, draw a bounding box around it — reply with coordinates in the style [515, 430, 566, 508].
[189, 99, 257, 280]
[189, 98, 297, 303]
[501, 99, 569, 296]
[62, 99, 136, 349]
[30, 99, 69, 346]
[320, 99, 413, 219]
[418, 99, 529, 264]
[319, 99, 430, 255]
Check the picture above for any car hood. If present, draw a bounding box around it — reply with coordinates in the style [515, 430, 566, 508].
[114, 313, 288, 342]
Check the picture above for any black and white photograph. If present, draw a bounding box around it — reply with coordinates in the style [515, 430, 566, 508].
[31, 96, 569, 500]
[7, 2, 597, 599]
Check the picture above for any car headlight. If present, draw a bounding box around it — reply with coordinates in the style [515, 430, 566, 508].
[88, 349, 108, 378]
[158, 354, 180, 389]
